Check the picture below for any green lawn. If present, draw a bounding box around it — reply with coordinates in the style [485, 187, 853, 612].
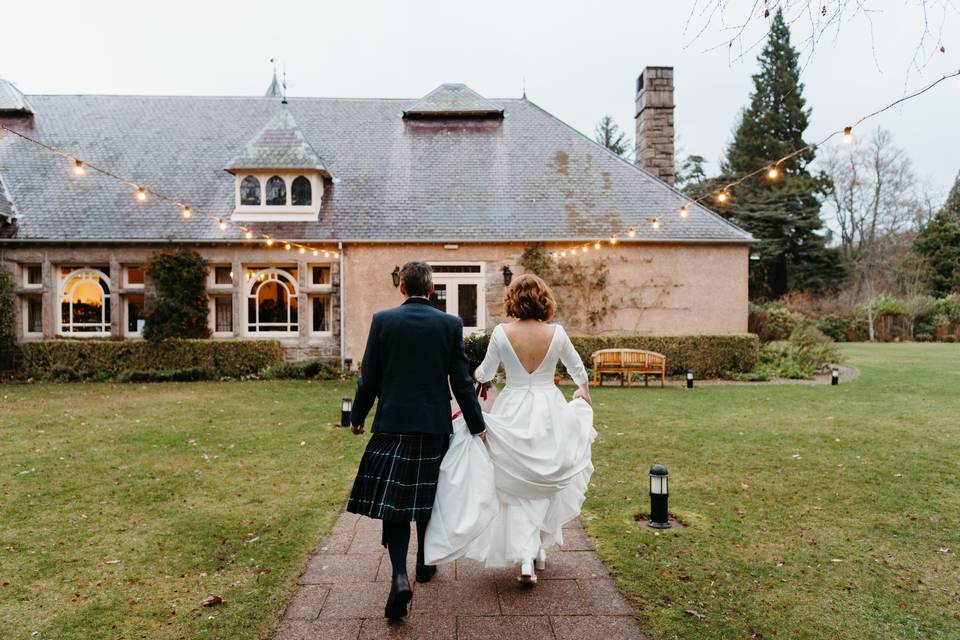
[583, 343, 960, 639]
[1, 344, 958, 639]
[0, 380, 364, 639]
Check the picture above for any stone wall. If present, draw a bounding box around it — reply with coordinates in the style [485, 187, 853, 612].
[635, 66, 675, 186]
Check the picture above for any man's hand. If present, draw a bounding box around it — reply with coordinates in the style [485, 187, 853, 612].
[350, 422, 365, 435]
[477, 431, 487, 444]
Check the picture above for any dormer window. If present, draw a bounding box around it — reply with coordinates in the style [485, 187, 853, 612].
[292, 176, 312, 206]
[266, 176, 286, 205]
[223, 110, 331, 222]
[240, 176, 261, 205]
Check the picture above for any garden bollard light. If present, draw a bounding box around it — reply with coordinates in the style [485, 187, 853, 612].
[686, 371, 694, 389]
[648, 464, 671, 529]
[831, 367, 839, 386]
[340, 396, 353, 427]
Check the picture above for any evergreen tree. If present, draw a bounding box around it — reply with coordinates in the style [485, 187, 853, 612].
[913, 173, 960, 296]
[594, 115, 630, 157]
[720, 8, 843, 299]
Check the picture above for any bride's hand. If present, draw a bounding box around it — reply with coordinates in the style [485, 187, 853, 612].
[572, 387, 592, 406]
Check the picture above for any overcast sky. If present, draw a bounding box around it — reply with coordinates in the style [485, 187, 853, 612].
[3, 0, 958, 198]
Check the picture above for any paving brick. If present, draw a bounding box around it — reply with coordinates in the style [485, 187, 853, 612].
[550, 615, 646, 640]
[282, 585, 329, 620]
[577, 579, 636, 615]
[538, 550, 609, 580]
[376, 554, 455, 582]
[315, 531, 355, 554]
[356, 516, 382, 531]
[319, 582, 395, 619]
[558, 525, 595, 551]
[497, 579, 591, 616]
[358, 614, 456, 639]
[273, 618, 362, 640]
[298, 553, 381, 584]
[348, 526, 386, 554]
[455, 558, 518, 582]
[330, 512, 361, 534]
[457, 615, 556, 640]
[410, 579, 500, 615]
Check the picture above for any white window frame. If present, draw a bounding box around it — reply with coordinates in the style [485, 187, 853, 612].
[306, 263, 334, 292]
[22, 295, 43, 338]
[123, 265, 145, 289]
[244, 267, 300, 337]
[309, 294, 333, 336]
[209, 294, 235, 338]
[58, 268, 112, 337]
[231, 172, 323, 222]
[22, 264, 43, 289]
[208, 265, 235, 290]
[427, 262, 486, 334]
[122, 293, 146, 338]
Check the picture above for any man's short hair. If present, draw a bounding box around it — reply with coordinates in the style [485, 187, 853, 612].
[400, 261, 433, 297]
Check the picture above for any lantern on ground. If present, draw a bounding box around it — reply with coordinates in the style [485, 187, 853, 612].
[391, 265, 401, 288]
[831, 367, 840, 386]
[502, 265, 513, 286]
[648, 464, 671, 529]
[686, 371, 694, 389]
[340, 396, 353, 427]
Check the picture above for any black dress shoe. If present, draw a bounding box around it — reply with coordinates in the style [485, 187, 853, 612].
[415, 563, 437, 583]
[384, 574, 412, 620]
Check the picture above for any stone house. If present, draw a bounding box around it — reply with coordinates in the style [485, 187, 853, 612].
[0, 67, 752, 365]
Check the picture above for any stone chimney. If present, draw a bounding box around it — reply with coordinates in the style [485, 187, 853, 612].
[634, 66, 675, 185]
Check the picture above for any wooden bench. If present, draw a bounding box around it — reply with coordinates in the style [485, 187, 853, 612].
[591, 349, 666, 387]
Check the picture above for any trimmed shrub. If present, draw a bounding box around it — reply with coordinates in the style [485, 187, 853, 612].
[143, 248, 210, 341]
[0, 265, 15, 372]
[20, 339, 283, 379]
[116, 368, 215, 383]
[260, 358, 341, 380]
[566, 334, 759, 378]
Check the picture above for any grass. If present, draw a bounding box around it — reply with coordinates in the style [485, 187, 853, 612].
[0, 380, 365, 639]
[2, 344, 958, 638]
[582, 343, 960, 639]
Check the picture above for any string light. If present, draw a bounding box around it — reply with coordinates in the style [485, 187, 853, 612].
[767, 165, 780, 180]
[73, 159, 85, 175]
[284, 243, 291, 251]
[679, 205, 688, 218]
[651, 218, 660, 230]
[181, 205, 192, 218]
[245, 230, 253, 240]
[135, 186, 147, 201]
[594, 241, 601, 250]
[560, 251, 567, 257]
[266, 238, 274, 247]
[313, 250, 319, 256]
[552, 251, 559, 259]
[333, 251, 340, 258]
[627, 228, 636, 238]
[571, 248, 577, 255]
[716, 191, 729, 204]
[323, 251, 330, 257]
[610, 236, 618, 245]
[299, 246, 306, 254]
[843, 126, 853, 143]
[218, 218, 227, 230]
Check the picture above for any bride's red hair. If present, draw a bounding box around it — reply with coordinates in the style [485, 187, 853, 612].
[504, 274, 556, 321]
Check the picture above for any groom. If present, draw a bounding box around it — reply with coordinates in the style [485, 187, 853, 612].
[346, 261, 486, 620]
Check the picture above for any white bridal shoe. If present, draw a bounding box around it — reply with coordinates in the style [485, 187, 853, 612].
[535, 547, 546, 571]
[519, 559, 538, 586]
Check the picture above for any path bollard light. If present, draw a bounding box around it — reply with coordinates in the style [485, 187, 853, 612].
[686, 371, 694, 389]
[340, 396, 353, 427]
[831, 367, 840, 385]
[648, 464, 671, 529]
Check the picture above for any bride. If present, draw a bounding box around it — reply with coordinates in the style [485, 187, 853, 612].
[425, 274, 596, 585]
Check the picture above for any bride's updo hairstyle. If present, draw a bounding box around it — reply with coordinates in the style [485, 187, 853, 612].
[504, 274, 556, 321]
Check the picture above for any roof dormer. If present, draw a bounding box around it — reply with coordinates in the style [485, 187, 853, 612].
[0, 79, 34, 116]
[403, 83, 503, 119]
[224, 109, 329, 222]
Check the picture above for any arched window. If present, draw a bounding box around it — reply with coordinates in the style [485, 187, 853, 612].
[265, 176, 286, 206]
[246, 268, 298, 333]
[291, 176, 312, 206]
[60, 268, 111, 334]
[240, 176, 261, 205]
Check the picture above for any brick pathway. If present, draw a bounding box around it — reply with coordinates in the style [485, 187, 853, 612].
[273, 511, 646, 639]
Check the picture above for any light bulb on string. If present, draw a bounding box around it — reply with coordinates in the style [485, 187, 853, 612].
[651, 218, 660, 230]
[284, 243, 291, 251]
[582, 245, 589, 253]
[679, 205, 689, 218]
[610, 236, 618, 245]
[323, 251, 330, 257]
[716, 191, 729, 204]
[245, 230, 253, 240]
[560, 251, 567, 258]
[843, 126, 853, 143]
[594, 241, 601, 250]
[135, 186, 147, 201]
[299, 247, 306, 255]
[767, 165, 780, 180]
[333, 251, 339, 258]
[627, 228, 636, 238]
[181, 205, 192, 218]
[218, 219, 227, 230]
[571, 248, 577, 255]
[265, 238, 274, 247]
[313, 250, 319, 256]
[72, 159, 85, 176]
[551, 252, 559, 259]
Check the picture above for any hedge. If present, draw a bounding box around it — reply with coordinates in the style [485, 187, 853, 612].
[567, 334, 759, 378]
[20, 339, 284, 379]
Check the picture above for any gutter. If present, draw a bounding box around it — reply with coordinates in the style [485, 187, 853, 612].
[338, 241, 345, 369]
[0, 236, 755, 245]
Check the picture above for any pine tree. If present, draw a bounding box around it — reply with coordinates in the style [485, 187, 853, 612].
[913, 173, 960, 296]
[719, 8, 843, 299]
[594, 115, 630, 157]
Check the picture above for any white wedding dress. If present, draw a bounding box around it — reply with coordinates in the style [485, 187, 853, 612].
[425, 323, 596, 567]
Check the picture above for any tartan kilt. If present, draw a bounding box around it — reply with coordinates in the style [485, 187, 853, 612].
[347, 432, 450, 522]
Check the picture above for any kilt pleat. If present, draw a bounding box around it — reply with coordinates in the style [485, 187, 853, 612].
[347, 433, 449, 522]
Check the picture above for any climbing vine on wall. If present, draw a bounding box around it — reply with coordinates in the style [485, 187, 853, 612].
[519, 244, 614, 333]
[143, 248, 211, 342]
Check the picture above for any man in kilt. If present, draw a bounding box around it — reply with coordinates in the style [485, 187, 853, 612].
[347, 261, 486, 620]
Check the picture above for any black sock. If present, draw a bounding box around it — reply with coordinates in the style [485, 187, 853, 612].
[416, 520, 429, 567]
[382, 520, 410, 579]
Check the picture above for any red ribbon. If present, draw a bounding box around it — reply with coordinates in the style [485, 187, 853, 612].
[475, 382, 488, 400]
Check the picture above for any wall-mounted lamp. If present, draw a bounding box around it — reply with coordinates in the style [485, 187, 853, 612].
[391, 265, 401, 288]
[502, 265, 513, 286]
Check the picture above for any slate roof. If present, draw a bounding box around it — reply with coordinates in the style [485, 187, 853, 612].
[0, 174, 15, 222]
[0, 80, 34, 114]
[404, 83, 503, 118]
[0, 85, 753, 244]
[224, 109, 329, 175]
